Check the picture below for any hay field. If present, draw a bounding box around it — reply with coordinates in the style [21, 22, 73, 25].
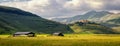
[0, 34, 120, 46]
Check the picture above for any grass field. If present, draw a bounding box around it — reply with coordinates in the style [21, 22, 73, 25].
[0, 34, 120, 46]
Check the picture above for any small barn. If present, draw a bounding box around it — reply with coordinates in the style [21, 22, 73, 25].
[13, 32, 35, 37]
[52, 32, 64, 36]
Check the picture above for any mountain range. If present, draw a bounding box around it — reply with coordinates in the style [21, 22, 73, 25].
[52, 10, 120, 24]
[52, 10, 120, 33]
[0, 6, 119, 34]
[68, 21, 117, 34]
[0, 6, 73, 34]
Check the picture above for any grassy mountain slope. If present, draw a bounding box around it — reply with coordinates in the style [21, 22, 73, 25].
[106, 17, 120, 32]
[98, 13, 120, 32]
[0, 6, 73, 34]
[52, 11, 120, 33]
[52, 11, 110, 23]
[99, 13, 120, 22]
[106, 17, 120, 24]
[69, 22, 117, 34]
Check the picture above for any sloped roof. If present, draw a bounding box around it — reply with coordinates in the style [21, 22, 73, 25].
[14, 32, 34, 35]
[53, 33, 60, 35]
[53, 32, 63, 35]
[52, 32, 64, 36]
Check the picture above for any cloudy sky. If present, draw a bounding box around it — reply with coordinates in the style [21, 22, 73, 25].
[0, 0, 120, 19]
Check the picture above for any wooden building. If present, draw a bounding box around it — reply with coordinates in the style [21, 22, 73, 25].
[13, 32, 35, 37]
[52, 32, 64, 36]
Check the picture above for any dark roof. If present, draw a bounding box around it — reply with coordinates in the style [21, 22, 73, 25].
[14, 32, 34, 35]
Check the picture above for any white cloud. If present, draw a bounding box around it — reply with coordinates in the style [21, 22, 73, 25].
[0, 0, 120, 19]
[64, 0, 82, 8]
[85, 0, 103, 9]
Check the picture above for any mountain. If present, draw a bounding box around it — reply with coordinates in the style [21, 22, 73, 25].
[105, 17, 120, 32]
[101, 13, 120, 23]
[52, 10, 120, 33]
[68, 21, 118, 34]
[0, 6, 119, 34]
[52, 10, 115, 23]
[0, 6, 73, 34]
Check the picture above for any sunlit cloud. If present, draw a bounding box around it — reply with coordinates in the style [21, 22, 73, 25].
[0, 0, 120, 19]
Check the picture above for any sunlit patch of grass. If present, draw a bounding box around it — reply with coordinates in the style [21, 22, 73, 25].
[0, 34, 120, 46]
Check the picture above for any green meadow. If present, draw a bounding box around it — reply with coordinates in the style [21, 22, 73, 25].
[0, 34, 120, 46]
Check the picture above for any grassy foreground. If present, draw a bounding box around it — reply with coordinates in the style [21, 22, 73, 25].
[0, 34, 120, 46]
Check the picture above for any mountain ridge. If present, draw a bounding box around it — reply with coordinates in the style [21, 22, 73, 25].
[0, 6, 119, 34]
[0, 6, 73, 34]
[52, 10, 117, 23]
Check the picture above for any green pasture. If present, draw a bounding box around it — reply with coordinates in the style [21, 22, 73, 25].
[0, 34, 120, 46]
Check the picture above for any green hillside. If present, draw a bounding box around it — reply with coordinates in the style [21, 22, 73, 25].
[106, 17, 120, 24]
[52, 11, 110, 23]
[0, 6, 119, 34]
[69, 22, 117, 34]
[52, 11, 120, 33]
[105, 17, 120, 32]
[0, 6, 73, 34]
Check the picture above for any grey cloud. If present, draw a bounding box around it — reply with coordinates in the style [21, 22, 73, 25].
[0, 0, 31, 3]
[0, 0, 120, 19]
[102, 0, 120, 10]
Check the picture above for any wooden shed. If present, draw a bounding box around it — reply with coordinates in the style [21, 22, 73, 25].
[13, 32, 35, 37]
[52, 32, 64, 36]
